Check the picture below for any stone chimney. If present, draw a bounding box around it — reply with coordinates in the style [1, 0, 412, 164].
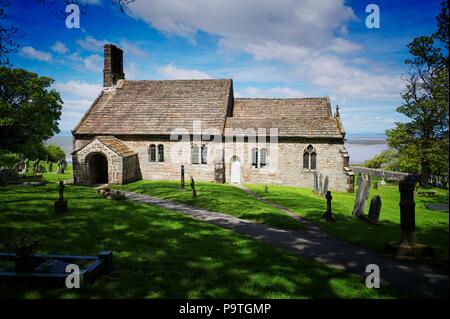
[103, 44, 125, 87]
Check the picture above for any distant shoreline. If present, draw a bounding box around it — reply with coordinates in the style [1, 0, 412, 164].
[46, 134, 388, 165]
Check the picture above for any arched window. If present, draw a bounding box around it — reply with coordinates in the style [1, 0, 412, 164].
[251, 148, 258, 168]
[303, 144, 317, 170]
[191, 145, 199, 164]
[158, 144, 164, 162]
[260, 148, 267, 168]
[201, 144, 208, 164]
[149, 144, 156, 163]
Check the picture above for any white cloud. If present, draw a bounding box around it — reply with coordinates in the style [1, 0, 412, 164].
[126, 0, 401, 100]
[51, 41, 69, 54]
[54, 81, 102, 100]
[238, 87, 306, 98]
[119, 40, 150, 58]
[83, 54, 103, 72]
[60, 99, 93, 131]
[20, 46, 53, 62]
[157, 63, 211, 79]
[76, 35, 106, 52]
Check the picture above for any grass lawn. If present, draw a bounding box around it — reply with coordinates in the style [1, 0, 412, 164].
[246, 183, 449, 266]
[0, 181, 400, 298]
[116, 180, 303, 230]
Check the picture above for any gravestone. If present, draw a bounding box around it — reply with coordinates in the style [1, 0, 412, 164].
[373, 181, 378, 190]
[21, 158, 28, 174]
[368, 195, 382, 224]
[264, 185, 268, 193]
[385, 177, 434, 257]
[380, 171, 386, 185]
[313, 171, 318, 193]
[322, 176, 329, 197]
[190, 177, 197, 198]
[48, 161, 53, 172]
[54, 181, 68, 213]
[318, 174, 323, 195]
[323, 191, 336, 221]
[399, 179, 416, 245]
[180, 165, 185, 190]
[32, 159, 40, 173]
[352, 174, 370, 218]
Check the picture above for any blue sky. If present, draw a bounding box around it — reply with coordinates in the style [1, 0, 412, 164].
[7, 0, 443, 135]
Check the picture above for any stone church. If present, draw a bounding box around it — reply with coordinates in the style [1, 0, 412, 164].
[72, 44, 354, 192]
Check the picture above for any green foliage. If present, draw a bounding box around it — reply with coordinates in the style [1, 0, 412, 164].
[0, 148, 20, 167]
[364, 149, 397, 169]
[386, 3, 449, 184]
[5, 234, 39, 259]
[44, 144, 65, 162]
[0, 66, 63, 153]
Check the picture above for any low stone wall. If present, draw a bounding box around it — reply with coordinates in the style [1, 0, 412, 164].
[350, 166, 409, 182]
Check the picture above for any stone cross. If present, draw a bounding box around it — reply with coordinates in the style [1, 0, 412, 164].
[180, 165, 185, 190]
[399, 178, 416, 245]
[352, 174, 370, 218]
[190, 177, 197, 198]
[54, 181, 68, 213]
[323, 191, 336, 221]
[368, 195, 382, 224]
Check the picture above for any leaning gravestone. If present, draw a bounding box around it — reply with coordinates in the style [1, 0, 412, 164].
[368, 195, 382, 224]
[322, 176, 329, 197]
[190, 177, 197, 198]
[352, 174, 370, 218]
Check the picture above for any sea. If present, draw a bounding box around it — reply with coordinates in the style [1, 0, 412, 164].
[46, 133, 388, 165]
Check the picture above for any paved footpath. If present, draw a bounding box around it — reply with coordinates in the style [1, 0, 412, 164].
[123, 190, 448, 298]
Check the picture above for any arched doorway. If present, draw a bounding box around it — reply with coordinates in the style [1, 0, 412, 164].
[230, 156, 241, 184]
[88, 153, 108, 184]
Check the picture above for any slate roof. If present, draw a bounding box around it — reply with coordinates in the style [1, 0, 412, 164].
[225, 98, 343, 138]
[73, 136, 136, 157]
[73, 80, 344, 139]
[73, 79, 232, 135]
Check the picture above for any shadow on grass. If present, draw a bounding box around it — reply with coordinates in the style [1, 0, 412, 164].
[0, 184, 395, 299]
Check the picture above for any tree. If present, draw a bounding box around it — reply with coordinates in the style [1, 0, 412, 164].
[45, 144, 65, 162]
[0, 0, 21, 66]
[0, 67, 63, 154]
[386, 1, 449, 186]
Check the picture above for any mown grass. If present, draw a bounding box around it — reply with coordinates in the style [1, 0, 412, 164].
[246, 183, 449, 266]
[0, 181, 399, 298]
[116, 180, 304, 230]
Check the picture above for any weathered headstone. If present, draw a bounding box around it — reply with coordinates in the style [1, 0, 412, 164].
[399, 179, 416, 245]
[352, 174, 370, 218]
[313, 171, 318, 193]
[48, 161, 53, 172]
[380, 171, 386, 185]
[322, 176, 329, 197]
[323, 191, 336, 221]
[21, 158, 28, 174]
[318, 174, 323, 195]
[54, 181, 68, 213]
[368, 195, 382, 224]
[385, 177, 434, 257]
[32, 159, 40, 173]
[180, 165, 185, 190]
[190, 177, 197, 198]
